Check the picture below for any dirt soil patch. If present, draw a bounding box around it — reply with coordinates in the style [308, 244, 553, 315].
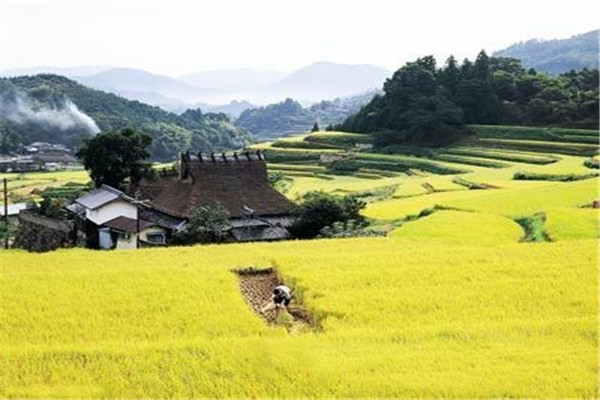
[234, 267, 317, 332]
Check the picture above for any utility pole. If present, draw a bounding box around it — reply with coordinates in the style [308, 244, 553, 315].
[136, 203, 140, 249]
[3, 178, 8, 249]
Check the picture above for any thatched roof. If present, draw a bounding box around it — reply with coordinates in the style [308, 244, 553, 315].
[138, 152, 293, 219]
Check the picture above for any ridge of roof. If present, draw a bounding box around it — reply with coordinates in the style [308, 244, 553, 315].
[75, 184, 137, 210]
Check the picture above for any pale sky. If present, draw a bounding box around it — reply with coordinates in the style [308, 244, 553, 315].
[1, 0, 598, 76]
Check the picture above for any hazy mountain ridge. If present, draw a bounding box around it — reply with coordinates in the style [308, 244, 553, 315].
[493, 30, 599, 74]
[3, 62, 391, 110]
[77, 68, 214, 100]
[266, 62, 389, 101]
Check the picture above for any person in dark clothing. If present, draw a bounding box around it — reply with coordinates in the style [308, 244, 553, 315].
[261, 284, 292, 313]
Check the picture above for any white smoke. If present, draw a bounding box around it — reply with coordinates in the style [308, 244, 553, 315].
[2, 91, 101, 134]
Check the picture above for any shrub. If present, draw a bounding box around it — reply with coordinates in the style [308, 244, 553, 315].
[584, 159, 599, 169]
[172, 204, 230, 245]
[290, 191, 366, 239]
[318, 220, 385, 238]
[268, 171, 292, 194]
[513, 171, 598, 182]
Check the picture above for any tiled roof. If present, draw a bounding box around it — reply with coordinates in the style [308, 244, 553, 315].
[76, 185, 134, 210]
[0, 202, 30, 216]
[103, 216, 156, 233]
[140, 208, 186, 231]
[138, 157, 294, 219]
[65, 202, 86, 216]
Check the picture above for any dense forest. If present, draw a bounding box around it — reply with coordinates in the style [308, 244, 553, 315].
[0, 75, 251, 160]
[235, 92, 376, 139]
[494, 30, 599, 75]
[336, 52, 599, 146]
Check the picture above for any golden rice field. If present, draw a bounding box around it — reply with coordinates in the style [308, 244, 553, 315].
[0, 170, 89, 203]
[388, 210, 523, 243]
[545, 207, 600, 241]
[1, 238, 598, 399]
[1, 127, 599, 398]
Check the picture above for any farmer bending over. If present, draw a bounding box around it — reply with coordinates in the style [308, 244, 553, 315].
[261, 285, 292, 313]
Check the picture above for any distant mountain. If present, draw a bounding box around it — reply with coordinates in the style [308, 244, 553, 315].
[77, 67, 213, 101]
[200, 100, 256, 118]
[179, 68, 286, 93]
[1, 65, 115, 78]
[0, 75, 251, 160]
[493, 30, 599, 74]
[3, 62, 391, 109]
[266, 62, 390, 101]
[236, 91, 377, 139]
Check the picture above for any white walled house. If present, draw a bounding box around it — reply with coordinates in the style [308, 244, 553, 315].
[69, 185, 166, 250]
[75, 185, 137, 225]
[103, 216, 166, 249]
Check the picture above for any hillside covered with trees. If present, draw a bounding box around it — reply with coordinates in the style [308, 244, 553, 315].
[493, 30, 599, 75]
[337, 52, 599, 146]
[0, 75, 251, 160]
[235, 92, 376, 139]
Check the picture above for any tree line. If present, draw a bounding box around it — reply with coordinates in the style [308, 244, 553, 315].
[335, 51, 599, 146]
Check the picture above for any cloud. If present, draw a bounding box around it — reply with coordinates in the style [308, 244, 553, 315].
[1, 90, 100, 134]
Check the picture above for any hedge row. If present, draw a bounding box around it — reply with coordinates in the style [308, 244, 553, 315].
[434, 154, 508, 168]
[513, 171, 599, 182]
[471, 124, 599, 143]
[476, 138, 599, 156]
[443, 148, 559, 165]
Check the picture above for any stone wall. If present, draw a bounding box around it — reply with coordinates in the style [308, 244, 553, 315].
[13, 211, 76, 252]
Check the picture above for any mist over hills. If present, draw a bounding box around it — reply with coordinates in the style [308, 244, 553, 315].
[2, 65, 115, 78]
[178, 68, 286, 94]
[3, 62, 391, 111]
[0, 75, 251, 160]
[78, 67, 216, 101]
[266, 62, 390, 101]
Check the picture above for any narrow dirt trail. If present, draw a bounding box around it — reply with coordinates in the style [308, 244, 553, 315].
[235, 267, 316, 332]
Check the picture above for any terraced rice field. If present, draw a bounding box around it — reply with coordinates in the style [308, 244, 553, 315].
[0, 170, 89, 203]
[259, 126, 598, 242]
[545, 207, 600, 241]
[389, 210, 524, 243]
[1, 124, 598, 399]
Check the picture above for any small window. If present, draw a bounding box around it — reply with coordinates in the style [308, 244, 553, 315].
[146, 232, 165, 244]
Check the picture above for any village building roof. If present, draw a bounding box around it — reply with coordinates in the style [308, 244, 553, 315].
[140, 208, 187, 231]
[231, 225, 291, 242]
[65, 202, 86, 216]
[18, 210, 74, 233]
[137, 151, 294, 219]
[0, 202, 31, 217]
[103, 216, 156, 233]
[76, 185, 136, 210]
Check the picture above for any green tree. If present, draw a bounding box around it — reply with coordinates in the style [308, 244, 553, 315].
[172, 204, 230, 245]
[0, 220, 15, 244]
[439, 55, 460, 95]
[290, 191, 366, 239]
[76, 128, 153, 189]
[311, 122, 320, 132]
[341, 58, 468, 146]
